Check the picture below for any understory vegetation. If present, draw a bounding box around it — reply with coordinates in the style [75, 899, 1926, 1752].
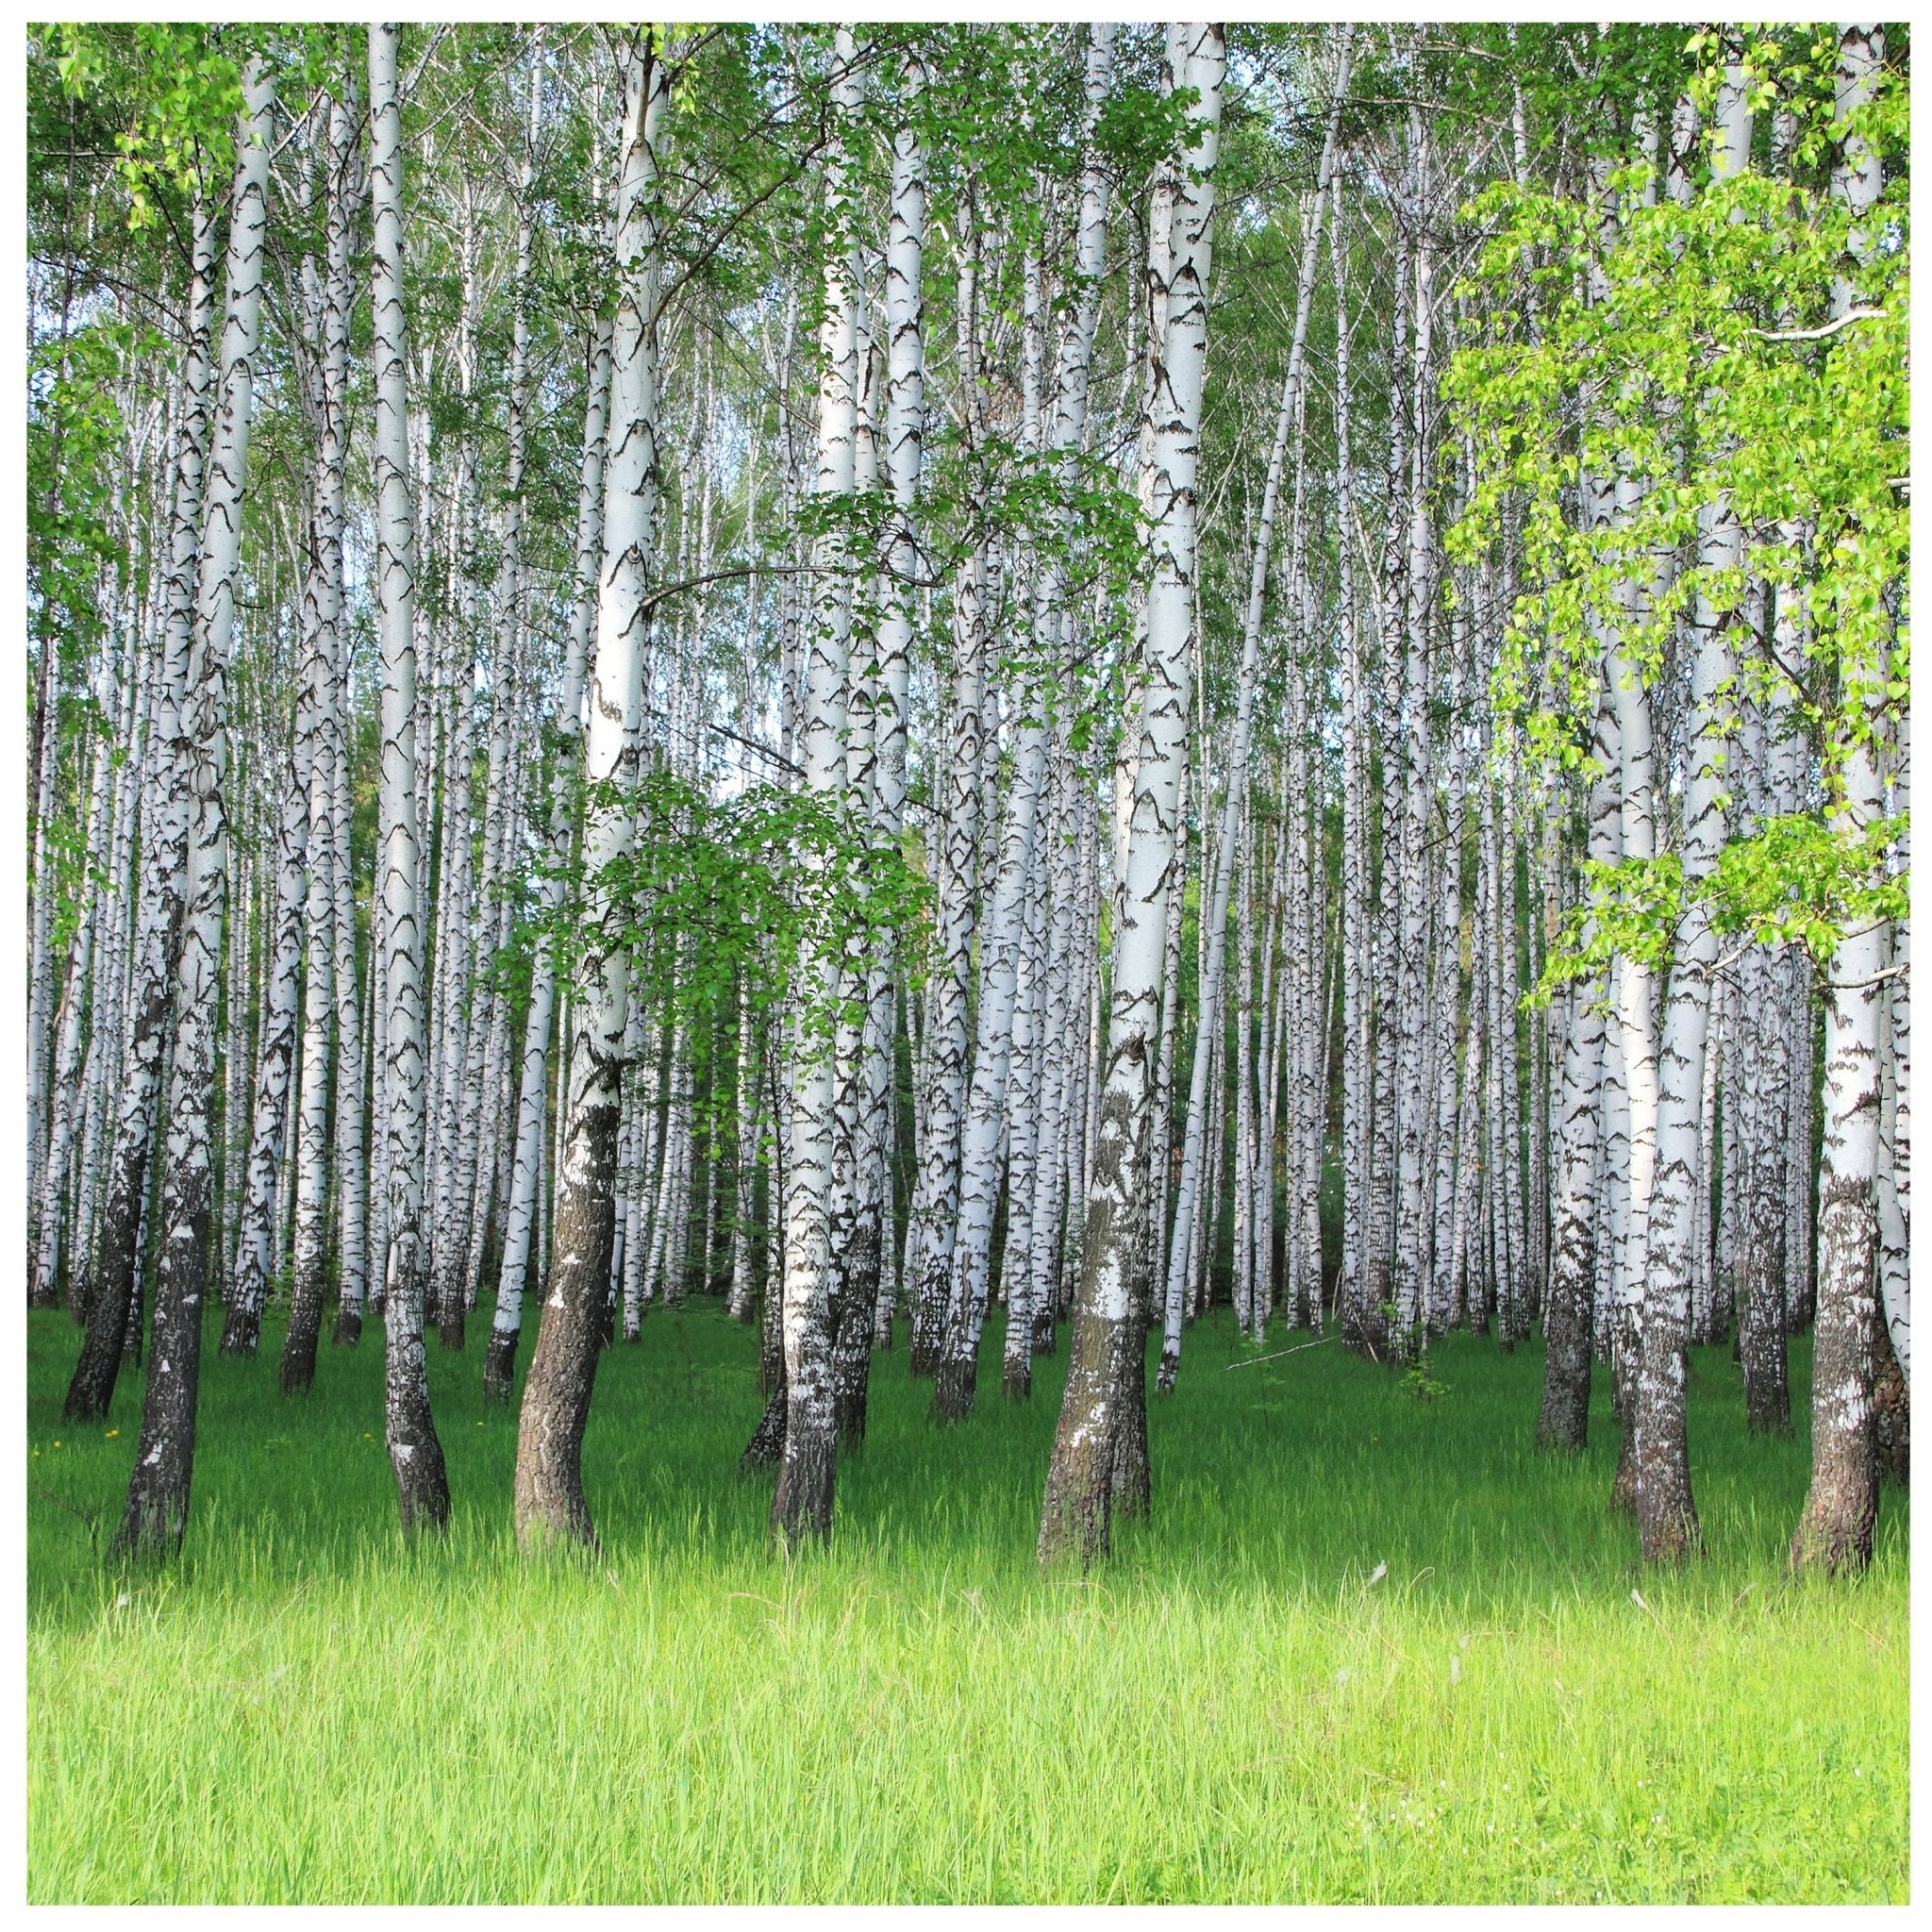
[27, 1307, 1907, 1905]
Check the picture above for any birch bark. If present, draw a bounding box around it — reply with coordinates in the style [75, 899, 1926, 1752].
[771, 28, 861, 1543]
[63, 195, 218, 1423]
[1792, 22, 1890, 1574]
[1162, 43, 1346, 1371]
[488, 308, 613, 1398]
[514, 38, 665, 1547]
[282, 93, 356, 1393]
[367, 25, 450, 1535]
[1041, 25, 1223, 1565]
[115, 65, 275, 1556]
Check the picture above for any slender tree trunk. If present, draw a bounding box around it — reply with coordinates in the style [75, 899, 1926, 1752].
[115, 66, 275, 1557]
[1041, 25, 1223, 1565]
[827, 49, 931, 1442]
[1333, 171, 1374, 1357]
[329, 568, 368, 1346]
[1539, 697, 1618, 1449]
[769, 30, 863, 1544]
[1163, 53, 1345, 1374]
[489, 307, 613, 1396]
[63, 197, 219, 1423]
[282, 95, 357, 1393]
[1792, 23, 1890, 1574]
[514, 40, 665, 1549]
[33, 709, 115, 1308]
[366, 25, 449, 1536]
[907, 265, 994, 1378]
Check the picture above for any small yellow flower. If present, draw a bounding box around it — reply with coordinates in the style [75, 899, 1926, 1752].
[105, 1429, 119, 1439]
[51, 1441, 60, 1449]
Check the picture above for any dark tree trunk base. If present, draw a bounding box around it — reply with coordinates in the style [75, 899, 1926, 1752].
[1874, 1326, 1908, 1486]
[282, 1261, 326, 1394]
[1536, 1280, 1592, 1452]
[390, 1409, 452, 1538]
[332, 1304, 363, 1348]
[1790, 1180, 1879, 1574]
[771, 1390, 834, 1546]
[482, 1326, 520, 1403]
[1639, 1507, 1701, 1563]
[908, 1273, 948, 1379]
[1743, 1357, 1792, 1435]
[931, 1344, 976, 1422]
[513, 1208, 607, 1554]
[438, 1307, 467, 1351]
[1739, 1270, 1791, 1435]
[831, 1265, 877, 1450]
[64, 1252, 138, 1425]
[1040, 1304, 1141, 1567]
[1109, 1326, 1151, 1522]
[115, 1197, 211, 1564]
[1609, 1431, 1637, 1516]
[218, 1304, 262, 1357]
[280, 1307, 322, 1394]
[741, 1385, 786, 1470]
[1790, 1485, 1876, 1574]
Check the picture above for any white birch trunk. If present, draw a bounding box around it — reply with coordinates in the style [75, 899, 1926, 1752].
[116, 66, 274, 1555]
[1041, 25, 1223, 1564]
[514, 39, 665, 1546]
[1792, 22, 1890, 1571]
[771, 30, 861, 1543]
[366, 25, 448, 1534]
[1161, 50, 1345, 1361]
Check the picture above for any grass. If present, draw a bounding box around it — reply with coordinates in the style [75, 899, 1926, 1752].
[26, 1297, 1907, 1904]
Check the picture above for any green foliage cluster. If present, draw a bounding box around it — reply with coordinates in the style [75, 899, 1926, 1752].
[27, 318, 156, 660]
[1447, 29, 1908, 991]
[526, 766, 931, 1060]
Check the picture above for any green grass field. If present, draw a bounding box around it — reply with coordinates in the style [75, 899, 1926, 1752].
[26, 1299, 1907, 1903]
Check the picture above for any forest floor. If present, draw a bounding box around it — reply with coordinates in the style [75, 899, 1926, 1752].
[26, 1297, 1907, 1904]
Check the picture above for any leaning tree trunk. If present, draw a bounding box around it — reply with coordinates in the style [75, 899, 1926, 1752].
[513, 41, 665, 1550]
[488, 310, 611, 1396]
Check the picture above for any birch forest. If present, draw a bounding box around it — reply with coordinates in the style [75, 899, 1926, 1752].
[26, 16, 1909, 1595]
